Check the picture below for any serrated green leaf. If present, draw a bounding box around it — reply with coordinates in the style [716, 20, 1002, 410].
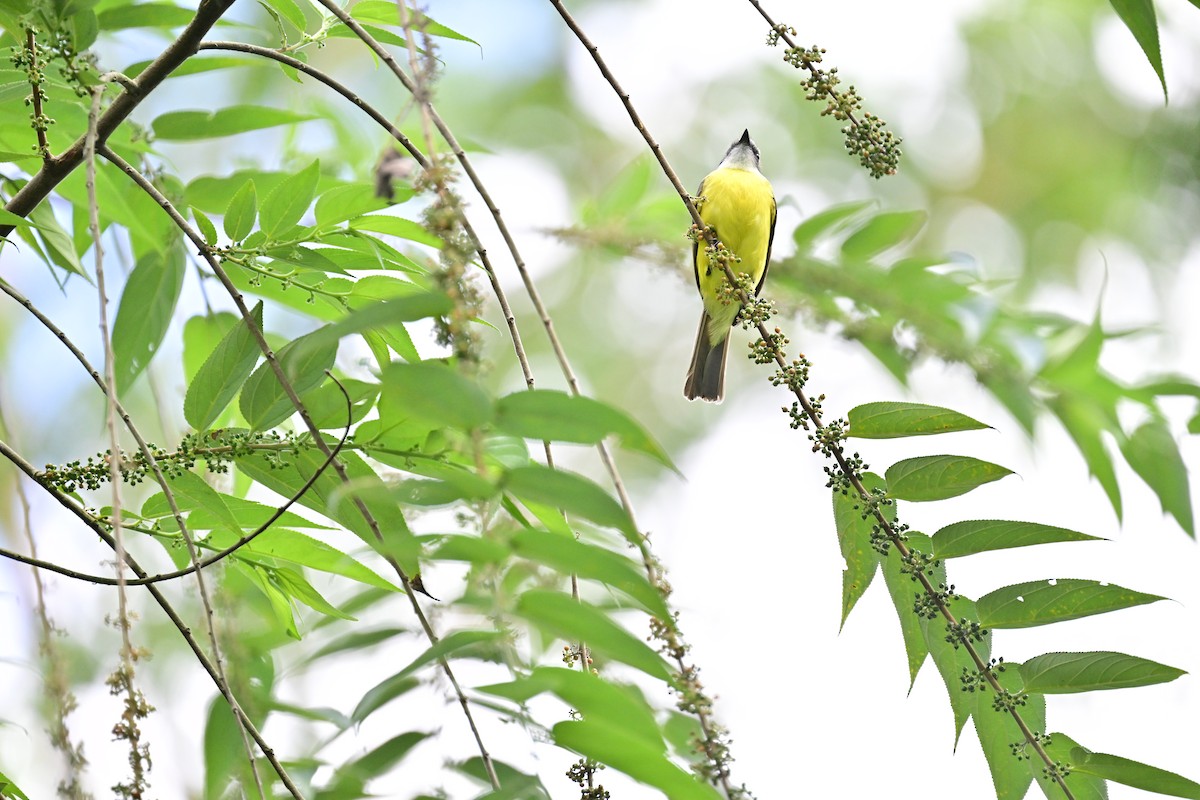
[223, 179, 257, 241]
[1030, 733, 1108, 800]
[885, 455, 1013, 501]
[211, 527, 399, 592]
[840, 210, 927, 260]
[185, 304, 264, 431]
[976, 579, 1166, 629]
[380, 361, 492, 430]
[510, 529, 669, 618]
[1070, 748, 1200, 799]
[274, 564, 353, 620]
[112, 247, 185, 394]
[516, 590, 668, 680]
[932, 520, 1104, 559]
[239, 326, 337, 430]
[973, 664, 1042, 800]
[183, 313, 240, 394]
[259, 159, 320, 237]
[920, 595, 985, 743]
[505, 464, 635, 542]
[1108, 0, 1167, 100]
[1120, 417, 1193, 536]
[152, 106, 317, 141]
[878, 528, 931, 688]
[832, 472, 881, 628]
[495, 390, 676, 471]
[1019, 651, 1185, 694]
[848, 401, 990, 439]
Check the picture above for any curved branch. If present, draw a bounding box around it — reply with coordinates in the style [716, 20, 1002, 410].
[0, 373, 351, 587]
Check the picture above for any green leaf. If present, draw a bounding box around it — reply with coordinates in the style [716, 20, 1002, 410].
[273, 565, 353, 620]
[921, 595, 985, 743]
[330, 732, 431, 792]
[554, 719, 721, 800]
[0, 769, 30, 800]
[111, 248, 185, 394]
[832, 472, 881, 628]
[27, 200, 86, 277]
[350, 214, 443, 248]
[223, 179, 257, 241]
[1029, 733, 1108, 800]
[932, 520, 1104, 559]
[1120, 417, 1194, 536]
[262, 0, 306, 31]
[847, 401, 989, 439]
[791, 200, 872, 251]
[840, 210, 927, 260]
[1019, 651, 1186, 694]
[298, 378, 378, 430]
[352, 631, 504, 723]
[504, 464, 636, 542]
[1050, 395, 1122, 520]
[192, 207, 218, 246]
[509, 529, 669, 618]
[152, 106, 317, 141]
[1070, 748, 1200, 799]
[184, 303, 264, 431]
[973, 663, 1043, 800]
[314, 182, 394, 227]
[516, 590, 669, 680]
[300, 293, 453, 353]
[1108, 0, 1167, 100]
[239, 326, 338, 430]
[885, 455, 1013, 501]
[976, 579, 1166, 629]
[380, 361, 492, 430]
[97, 2, 197, 29]
[259, 159, 320, 237]
[495, 390, 676, 471]
[878, 529, 932, 688]
[349, 1, 479, 44]
[213, 527, 399, 592]
[478, 667, 663, 750]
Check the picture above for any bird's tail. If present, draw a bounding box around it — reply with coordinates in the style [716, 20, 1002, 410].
[684, 311, 730, 402]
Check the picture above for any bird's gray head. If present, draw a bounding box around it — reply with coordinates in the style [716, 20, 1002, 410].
[718, 129, 762, 172]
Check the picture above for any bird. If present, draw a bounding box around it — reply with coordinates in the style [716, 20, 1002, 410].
[684, 129, 776, 402]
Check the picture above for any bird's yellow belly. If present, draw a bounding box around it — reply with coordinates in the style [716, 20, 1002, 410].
[695, 168, 774, 339]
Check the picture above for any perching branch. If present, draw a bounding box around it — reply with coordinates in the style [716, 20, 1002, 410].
[547, 1, 1073, 798]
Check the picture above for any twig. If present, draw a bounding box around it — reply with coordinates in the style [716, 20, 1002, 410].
[24, 29, 50, 160]
[0, 0, 238, 235]
[0, 436, 306, 800]
[549, 1, 1073, 797]
[0, 389, 350, 587]
[98, 140, 501, 793]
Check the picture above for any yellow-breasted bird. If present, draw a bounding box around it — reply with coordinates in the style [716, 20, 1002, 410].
[684, 129, 776, 402]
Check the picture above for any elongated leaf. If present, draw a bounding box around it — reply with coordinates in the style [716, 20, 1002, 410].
[792, 203, 873, 251]
[878, 529, 931, 688]
[495, 390, 676, 471]
[505, 464, 636, 542]
[510, 529, 669, 618]
[385, 630, 503, 686]
[840, 210, 927, 260]
[314, 182, 393, 227]
[1120, 417, 1194, 536]
[1070, 748, 1200, 799]
[349, 674, 420, 724]
[976, 579, 1166, 629]
[97, 2, 197, 29]
[479, 667, 662, 750]
[886, 455, 1013, 501]
[274, 564, 353, 620]
[27, 200, 86, 277]
[832, 472, 882, 628]
[516, 590, 669, 680]
[0, 769, 30, 800]
[554, 719, 721, 800]
[973, 663, 1043, 800]
[112, 248, 185, 394]
[932, 520, 1104, 559]
[379, 361, 492, 431]
[1019, 651, 1185, 694]
[210, 527, 399, 592]
[848, 401, 989, 439]
[185, 303, 264, 431]
[192, 207, 217, 245]
[1108, 0, 1167, 99]
[1029, 733, 1108, 800]
[259, 159, 320, 237]
[298, 378, 378, 430]
[921, 595, 986, 743]
[300, 293, 453, 353]
[152, 106, 317, 141]
[350, 214, 443, 248]
[239, 326, 338, 430]
[223, 179, 257, 241]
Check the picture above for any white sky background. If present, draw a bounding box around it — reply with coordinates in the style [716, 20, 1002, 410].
[2, 0, 1200, 799]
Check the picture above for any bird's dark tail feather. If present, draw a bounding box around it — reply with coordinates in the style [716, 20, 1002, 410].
[684, 311, 730, 402]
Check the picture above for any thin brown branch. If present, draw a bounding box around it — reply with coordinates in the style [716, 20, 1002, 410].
[25, 29, 50, 160]
[548, 1, 1073, 797]
[0, 436, 306, 800]
[1, 0, 238, 235]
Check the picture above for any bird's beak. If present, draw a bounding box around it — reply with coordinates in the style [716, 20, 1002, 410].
[739, 129, 751, 145]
